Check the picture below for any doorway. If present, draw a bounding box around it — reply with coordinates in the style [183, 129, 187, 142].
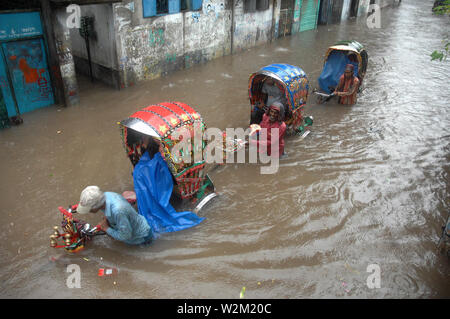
[0, 11, 55, 118]
[350, 0, 360, 17]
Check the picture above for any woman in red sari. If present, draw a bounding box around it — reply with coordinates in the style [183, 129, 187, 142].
[334, 64, 360, 105]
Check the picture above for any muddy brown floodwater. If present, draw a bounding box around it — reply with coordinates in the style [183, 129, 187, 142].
[0, 0, 449, 298]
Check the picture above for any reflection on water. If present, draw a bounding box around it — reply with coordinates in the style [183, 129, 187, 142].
[0, 0, 449, 298]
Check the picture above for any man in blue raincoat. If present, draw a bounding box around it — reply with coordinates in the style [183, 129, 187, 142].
[132, 136, 204, 234]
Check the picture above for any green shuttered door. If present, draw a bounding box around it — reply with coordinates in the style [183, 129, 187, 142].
[300, 0, 320, 32]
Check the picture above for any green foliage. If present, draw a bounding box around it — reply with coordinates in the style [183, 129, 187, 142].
[431, 1, 450, 61]
[431, 42, 449, 61]
[432, 0, 450, 15]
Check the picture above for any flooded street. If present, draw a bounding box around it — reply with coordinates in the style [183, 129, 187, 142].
[1, 0, 449, 298]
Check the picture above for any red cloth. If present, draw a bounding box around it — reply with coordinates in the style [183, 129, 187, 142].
[251, 114, 286, 156]
[337, 74, 360, 105]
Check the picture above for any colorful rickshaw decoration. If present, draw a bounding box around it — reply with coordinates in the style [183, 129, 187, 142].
[119, 102, 217, 211]
[248, 63, 313, 135]
[49, 205, 105, 253]
[315, 40, 368, 102]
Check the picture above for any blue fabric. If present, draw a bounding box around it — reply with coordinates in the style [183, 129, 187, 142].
[133, 152, 205, 234]
[318, 51, 359, 94]
[104, 192, 152, 245]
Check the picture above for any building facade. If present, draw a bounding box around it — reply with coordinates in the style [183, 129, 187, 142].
[0, 0, 399, 124]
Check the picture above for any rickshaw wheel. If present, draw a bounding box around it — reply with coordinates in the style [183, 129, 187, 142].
[316, 96, 324, 104]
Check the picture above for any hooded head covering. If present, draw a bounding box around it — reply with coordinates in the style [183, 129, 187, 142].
[345, 64, 354, 72]
[266, 102, 284, 122]
[77, 186, 105, 214]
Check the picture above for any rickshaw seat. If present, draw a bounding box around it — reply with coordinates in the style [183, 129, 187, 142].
[318, 51, 359, 94]
[122, 191, 137, 204]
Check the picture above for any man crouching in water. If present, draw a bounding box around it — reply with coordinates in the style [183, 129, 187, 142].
[77, 186, 153, 245]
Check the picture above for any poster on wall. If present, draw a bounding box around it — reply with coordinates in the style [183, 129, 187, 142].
[2, 39, 54, 114]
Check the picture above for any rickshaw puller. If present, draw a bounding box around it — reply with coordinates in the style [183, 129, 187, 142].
[250, 103, 286, 157]
[333, 64, 360, 105]
[77, 186, 153, 245]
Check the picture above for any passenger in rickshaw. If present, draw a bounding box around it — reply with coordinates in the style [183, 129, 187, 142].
[250, 102, 287, 157]
[333, 64, 360, 105]
[251, 77, 287, 124]
[132, 135, 205, 234]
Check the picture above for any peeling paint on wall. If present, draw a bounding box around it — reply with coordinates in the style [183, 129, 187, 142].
[112, 0, 281, 88]
[233, 1, 273, 53]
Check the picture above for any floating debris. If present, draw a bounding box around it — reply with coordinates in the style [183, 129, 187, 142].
[240, 286, 246, 299]
[98, 268, 117, 277]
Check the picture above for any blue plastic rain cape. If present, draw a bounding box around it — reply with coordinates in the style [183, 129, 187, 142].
[133, 152, 205, 234]
[318, 51, 359, 94]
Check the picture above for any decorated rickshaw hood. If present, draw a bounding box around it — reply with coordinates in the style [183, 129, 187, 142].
[249, 63, 309, 111]
[324, 41, 366, 68]
[120, 102, 203, 140]
[252, 63, 307, 86]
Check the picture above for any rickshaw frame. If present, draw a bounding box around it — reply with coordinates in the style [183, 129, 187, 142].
[248, 63, 312, 133]
[119, 102, 217, 208]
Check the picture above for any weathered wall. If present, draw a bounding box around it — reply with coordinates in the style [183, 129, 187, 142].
[232, 1, 274, 53]
[113, 0, 280, 88]
[272, 0, 281, 39]
[70, 4, 117, 68]
[184, 1, 232, 67]
[357, 0, 370, 17]
[113, 0, 233, 88]
[52, 8, 80, 106]
[341, 0, 351, 20]
[68, 3, 120, 88]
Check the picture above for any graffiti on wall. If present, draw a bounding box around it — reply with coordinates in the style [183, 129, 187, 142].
[2, 39, 54, 110]
[203, 0, 225, 20]
[191, 12, 201, 23]
[149, 28, 165, 47]
[56, 39, 73, 64]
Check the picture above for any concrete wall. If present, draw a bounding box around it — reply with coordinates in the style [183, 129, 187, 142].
[113, 0, 281, 88]
[341, 0, 351, 20]
[52, 8, 80, 106]
[357, 0, 370, 17]
[233, 0, 274, 52]
[185, 1, 232, 65]
[113, 0, 233, 87]
[70, 4, 117, 69]
[68, 3, 120, 88]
